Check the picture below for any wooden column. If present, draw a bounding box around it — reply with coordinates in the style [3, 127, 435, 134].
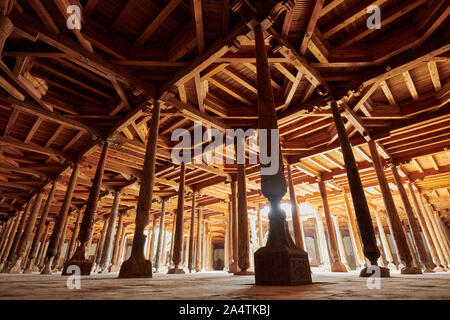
[94, 217, 109, 271]
[55, 211, 71, 270]
[314, 208, 331, 270]
[317, 179, 347, 272]
[145, 219, 152, 259]
[110, 211, 124, 272]
[287, 164, 305, 249]
[24, 181, 57, 273]
[169, 212, 176, 266]
[251, 22, 310, 285]
[430, 210, 450, 260]
[0, 218, 13, 259]
[367, 140, 419, 274]
[8, 191, 45, 273]
[2, 199, 33, 272]
[154, 198, 166, 272]
[188, 192, 196, 272]
[373, 210, 396, 270]
[42, 163, 79, 274]
[424, 204, 450, 268]
[202, 221, 207, 270]
[195, 207, 202, 272]
[0, 211, 21, 270]
[235, 150, 252, 275]
[64, 140, 110, 276]
[390, 165, 434, 272]
[161, 223, 167, 267]
[332, 215, 350, 270]
[66, 208, 83, 262]
[99, 191, 121, 272]
[257, 204, 264, 247]
[149, 218, 157, 262]
[343, 193, 365, 268]
[168, 162, 186, 274]
[229, 176, 239, 273]
[36, 221, 52, 269]
[319, 92, 384, 277]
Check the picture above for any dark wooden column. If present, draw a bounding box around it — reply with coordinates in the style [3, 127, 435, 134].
[36, 221, 52, 269]
[251, 22, 310, 285]
[110, 211, 125, 272]
[287, 164, 305, 249]
[0, 218, 13, 258]
[188, 192, 196, 272]
[55, 211, 71, 270]
[8, 191, 45, 273]
[24, 181, 57, 273]
[196, 207, 203, 272]
[99, 191, 120, 272]
[168, 162, 186, 274]
[154, 198, 166, 272]
[0, 212, 20, 270]
[390, 164, 434, 272]
[66, 208, 83, 263]
[118, 102, 160, 278]
[367, 140, 420, 274]
[2, 199, 33, 272]
[64, 140, 109, 276]
[42, 162, 79, 274]
[229, 176, 239, 273]
[317, 179, 347, 272]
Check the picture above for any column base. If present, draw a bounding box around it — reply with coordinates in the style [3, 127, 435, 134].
[62, 259, 94, 276]
[400, 266, 422, 274]
[387, 262, 397, 271]
[359, 266, 390, 277]
[254, 245, 312, 286]
[167, 267, 185, 274]
[433, 266, 446, 272]
[109, 265, 120, 273]
[228, 262, 238, 273]
[118, 256, 152, 278]
[423, 268, 435, 273]
[331, 261, 348, 272]
[234, 270, 254, 275]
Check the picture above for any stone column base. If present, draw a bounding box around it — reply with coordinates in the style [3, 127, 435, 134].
[254, 246, 312, 286]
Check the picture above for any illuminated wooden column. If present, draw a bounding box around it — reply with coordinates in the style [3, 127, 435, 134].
[314, 208, 331, 270]
[1, 199, 33, 272]
[110, 211, 125, 272]
[287, 164, 305, 250]
[407, 183, 440, 271]
[229, 176, 239, 273]
[249, 21, 310, 285]
[42, 163, 79, 274]
[257, 204, 264, 247]
[168, 162, 186, 274]
[67, 208, 83, 261]
[430, 210, 450, 259]
[99, 191, 121, 272]
[161, 223, 167, 267]
[195, 207, 203, 272]
[317, 179, 347, 272]
[93, 216, 109, 272]
[390, 165, 434, 272]
[168, 212, 176, 267]
[0, 217, 14, 259]
[36, 221, 52, 268]
[343, 193, 365, 268]
[188, 192, 196, 272]
[202, 220, 207, 270]
[64, 140, 109, 275]
[8, 191, 45, 273]
[0, 212, 20, 270]
[373, 210, 396, 270]
[55, 212, 71, 270]
[424, 203, 450, 268]
[332, 216, 350, 271]
[368, 140, 419, 274]
[154, 198, 166, 272]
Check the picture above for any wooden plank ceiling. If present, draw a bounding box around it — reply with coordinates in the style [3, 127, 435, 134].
[0, 0, 448, 244]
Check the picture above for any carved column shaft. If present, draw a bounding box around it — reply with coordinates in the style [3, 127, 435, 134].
[100, 191, 121, 270]
[36, 221, 51, 268]
[188, 193, 196, 272]
[196, 207, 202, 272]
[287, 164, 304, 249]
[154, 199, 166, 271]
[236, 154, 250, 273]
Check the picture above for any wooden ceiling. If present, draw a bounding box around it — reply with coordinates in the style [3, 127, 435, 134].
[0, 0, 448, 245]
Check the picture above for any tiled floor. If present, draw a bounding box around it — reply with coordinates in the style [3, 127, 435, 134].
[0, 270, 449, 300]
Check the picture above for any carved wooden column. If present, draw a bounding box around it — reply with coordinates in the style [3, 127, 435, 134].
[94, 216, 109, 272]
[24, 181, 57, 273]
[149, 218, 157, 262]
[0, 217, 13, 258]
[367, 140, 419, 274]
[390, 165, 434, 272]
[2, 200, 32, 272]
[8, 191, 45, 273]
[161, 223, 167, 267]
[287, 164, 305, 249]
[343, 193, 365, 269]
[202, 220, 207, 270]
[188, 192, 196, 272]
[169, 212, 176, 267]
[41, 163, 79, 274]
[55, 212, 71, 270]
[154, 198, 166, 272]
[99, 191, 121, 272]
[429, 210, 450, 260]
[318, 179, 347, 272]
[235, 148, 252, 275]
[195, 207, 203, 272]
[314, 208, 331, 270]
[229, 176, 239, 273]
[373, 210, 396, 270]
[332, 215, 350, 271]
[424, 203, 450, 268]
[37, 221, 51, 268]
[168, 162, 186, 274]
[110, 211, 124, 272]
[66, 208, 83, 262]
[64, 140, 110, 276]
[0, 211, 21, 270]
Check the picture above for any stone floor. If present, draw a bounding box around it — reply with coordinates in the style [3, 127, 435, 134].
[0, 269, 449, 300]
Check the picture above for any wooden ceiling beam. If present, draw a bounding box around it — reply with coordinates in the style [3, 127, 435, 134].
[299, 0, 325, 55]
